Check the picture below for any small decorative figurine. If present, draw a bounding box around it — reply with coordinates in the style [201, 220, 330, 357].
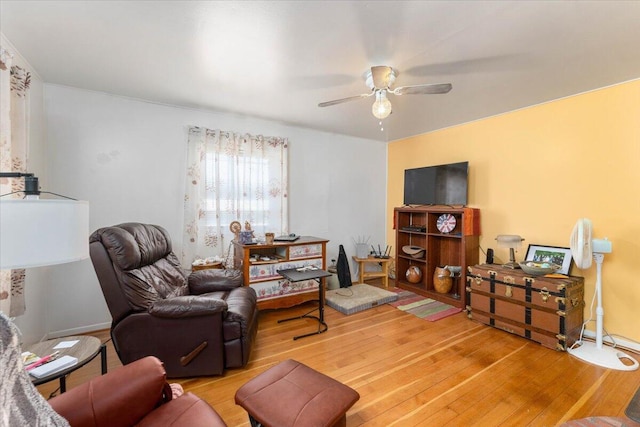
[229, 221, 241, 241]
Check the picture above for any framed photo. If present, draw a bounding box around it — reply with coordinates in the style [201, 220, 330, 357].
[525, 244, 573, 275]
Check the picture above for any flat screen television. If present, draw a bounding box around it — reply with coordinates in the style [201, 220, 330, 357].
[403, 161, 469, 206]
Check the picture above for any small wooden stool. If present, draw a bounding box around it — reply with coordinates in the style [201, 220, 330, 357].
[235, 359, 359, 427]
[351, 255, 392, 287]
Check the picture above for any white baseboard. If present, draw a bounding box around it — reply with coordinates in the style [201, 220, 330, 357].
[582, 330, 640, 354]
[47, 321, 111, 340]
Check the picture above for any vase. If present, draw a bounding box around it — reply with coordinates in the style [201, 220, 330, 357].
[433, 266, 452, 293]
[405, 266, 422, 284]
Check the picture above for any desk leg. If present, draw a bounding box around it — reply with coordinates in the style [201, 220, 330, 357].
[277, 278, 328, 340]
[318, 276, 325, 325]
[382, 261, 389, 287]
[100, 343, 107, 375]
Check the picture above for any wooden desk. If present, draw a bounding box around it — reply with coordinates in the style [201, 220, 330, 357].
[233, 236, 328, 310]
[352, 256, 392, 287]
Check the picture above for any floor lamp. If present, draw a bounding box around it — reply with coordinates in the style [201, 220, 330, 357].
[0, 172, 89, 425]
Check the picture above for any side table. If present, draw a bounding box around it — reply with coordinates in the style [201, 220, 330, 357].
[192, 261, 223, 271]
[352, 256, 392, 287]
[26, 335, 107, 393]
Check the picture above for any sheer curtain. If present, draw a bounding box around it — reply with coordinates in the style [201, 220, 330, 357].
[182, 126, 288, 269]
[0, 46, 30, 317]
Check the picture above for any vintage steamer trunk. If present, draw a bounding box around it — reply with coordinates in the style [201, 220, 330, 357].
[466, 264, 584, 351]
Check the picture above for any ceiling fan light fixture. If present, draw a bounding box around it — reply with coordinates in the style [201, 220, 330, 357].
[372, 90, 392, 119]
[318, 65, 451, 121]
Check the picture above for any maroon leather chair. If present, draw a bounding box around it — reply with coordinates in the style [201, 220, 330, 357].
[49, 356, 227, 427]
[89, 223, 258, 378]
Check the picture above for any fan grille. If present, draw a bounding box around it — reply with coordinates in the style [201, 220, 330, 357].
[570, 218, 592, 269]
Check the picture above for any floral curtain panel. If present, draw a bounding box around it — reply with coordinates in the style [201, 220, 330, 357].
[0, 46, 30, 317]
[182, 126, 288, 269]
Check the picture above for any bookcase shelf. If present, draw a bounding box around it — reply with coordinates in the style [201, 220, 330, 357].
[395, 206, 480, 309]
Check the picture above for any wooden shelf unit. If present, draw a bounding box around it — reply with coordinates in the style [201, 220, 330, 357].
[233, 236, 328, 310]
[394, 206, 480, 309]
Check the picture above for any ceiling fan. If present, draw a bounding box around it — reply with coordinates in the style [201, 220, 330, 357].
[318, 65, 452, 120]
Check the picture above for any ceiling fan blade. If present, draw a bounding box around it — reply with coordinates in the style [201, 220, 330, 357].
[318, 92, 372, 107]
[404, 55, 522, 77]
[392, 83, 452, 96]
[371, 66, 393, 89]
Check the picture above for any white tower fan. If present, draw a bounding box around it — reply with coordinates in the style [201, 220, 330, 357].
[567, 218, 638, 371]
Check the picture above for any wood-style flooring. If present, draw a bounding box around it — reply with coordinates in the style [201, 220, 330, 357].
[37, 283, 640, 426]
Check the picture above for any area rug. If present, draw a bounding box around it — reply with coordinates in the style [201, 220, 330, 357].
[626, 385, 640, 423]
[326, 284, 398, 315]
[561, 417, 631, 427]
[388, 288, 462, 321]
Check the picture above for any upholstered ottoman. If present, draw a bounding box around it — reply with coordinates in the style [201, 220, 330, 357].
[235, 359, 360, 427]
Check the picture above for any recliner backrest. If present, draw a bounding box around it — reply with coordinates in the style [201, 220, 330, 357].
[90, 223, 188, 322]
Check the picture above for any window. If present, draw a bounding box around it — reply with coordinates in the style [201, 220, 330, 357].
[182, 127, 288, 267]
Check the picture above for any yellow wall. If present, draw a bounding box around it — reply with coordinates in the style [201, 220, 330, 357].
[387, 79, 640, 343]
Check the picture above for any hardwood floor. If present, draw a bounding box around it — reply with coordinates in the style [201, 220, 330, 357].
[37, 284, 640, 426]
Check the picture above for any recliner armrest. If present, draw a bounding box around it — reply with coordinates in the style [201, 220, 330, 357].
[149, 295, 228, 318]
[49, 356, 170, 427]
[188, 268, 243, 294]
[137, 392, 228, 427]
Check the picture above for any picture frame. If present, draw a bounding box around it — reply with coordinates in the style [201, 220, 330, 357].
[524, 244, 573, 275]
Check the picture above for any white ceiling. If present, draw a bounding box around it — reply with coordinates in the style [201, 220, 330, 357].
[2, 1, 640, 142]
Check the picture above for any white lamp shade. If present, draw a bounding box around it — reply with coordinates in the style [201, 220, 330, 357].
[0, 199, 89, 269]
[495, 234, 523, 249]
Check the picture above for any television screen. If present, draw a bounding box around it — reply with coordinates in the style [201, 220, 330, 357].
[403, 161, 469, 206]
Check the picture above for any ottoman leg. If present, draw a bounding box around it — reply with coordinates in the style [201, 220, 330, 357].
[249, 414, 262, 427]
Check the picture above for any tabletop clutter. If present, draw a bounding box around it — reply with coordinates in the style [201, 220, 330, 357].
[353, 236, 391, 259]
[22, 349, 78, 378]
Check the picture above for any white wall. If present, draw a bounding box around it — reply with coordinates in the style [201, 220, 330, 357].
[43, 84, 387, 337]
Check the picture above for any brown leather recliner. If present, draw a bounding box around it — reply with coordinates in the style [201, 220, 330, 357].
[49, 356, 227, 427]
[89, 223, 258, 378]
